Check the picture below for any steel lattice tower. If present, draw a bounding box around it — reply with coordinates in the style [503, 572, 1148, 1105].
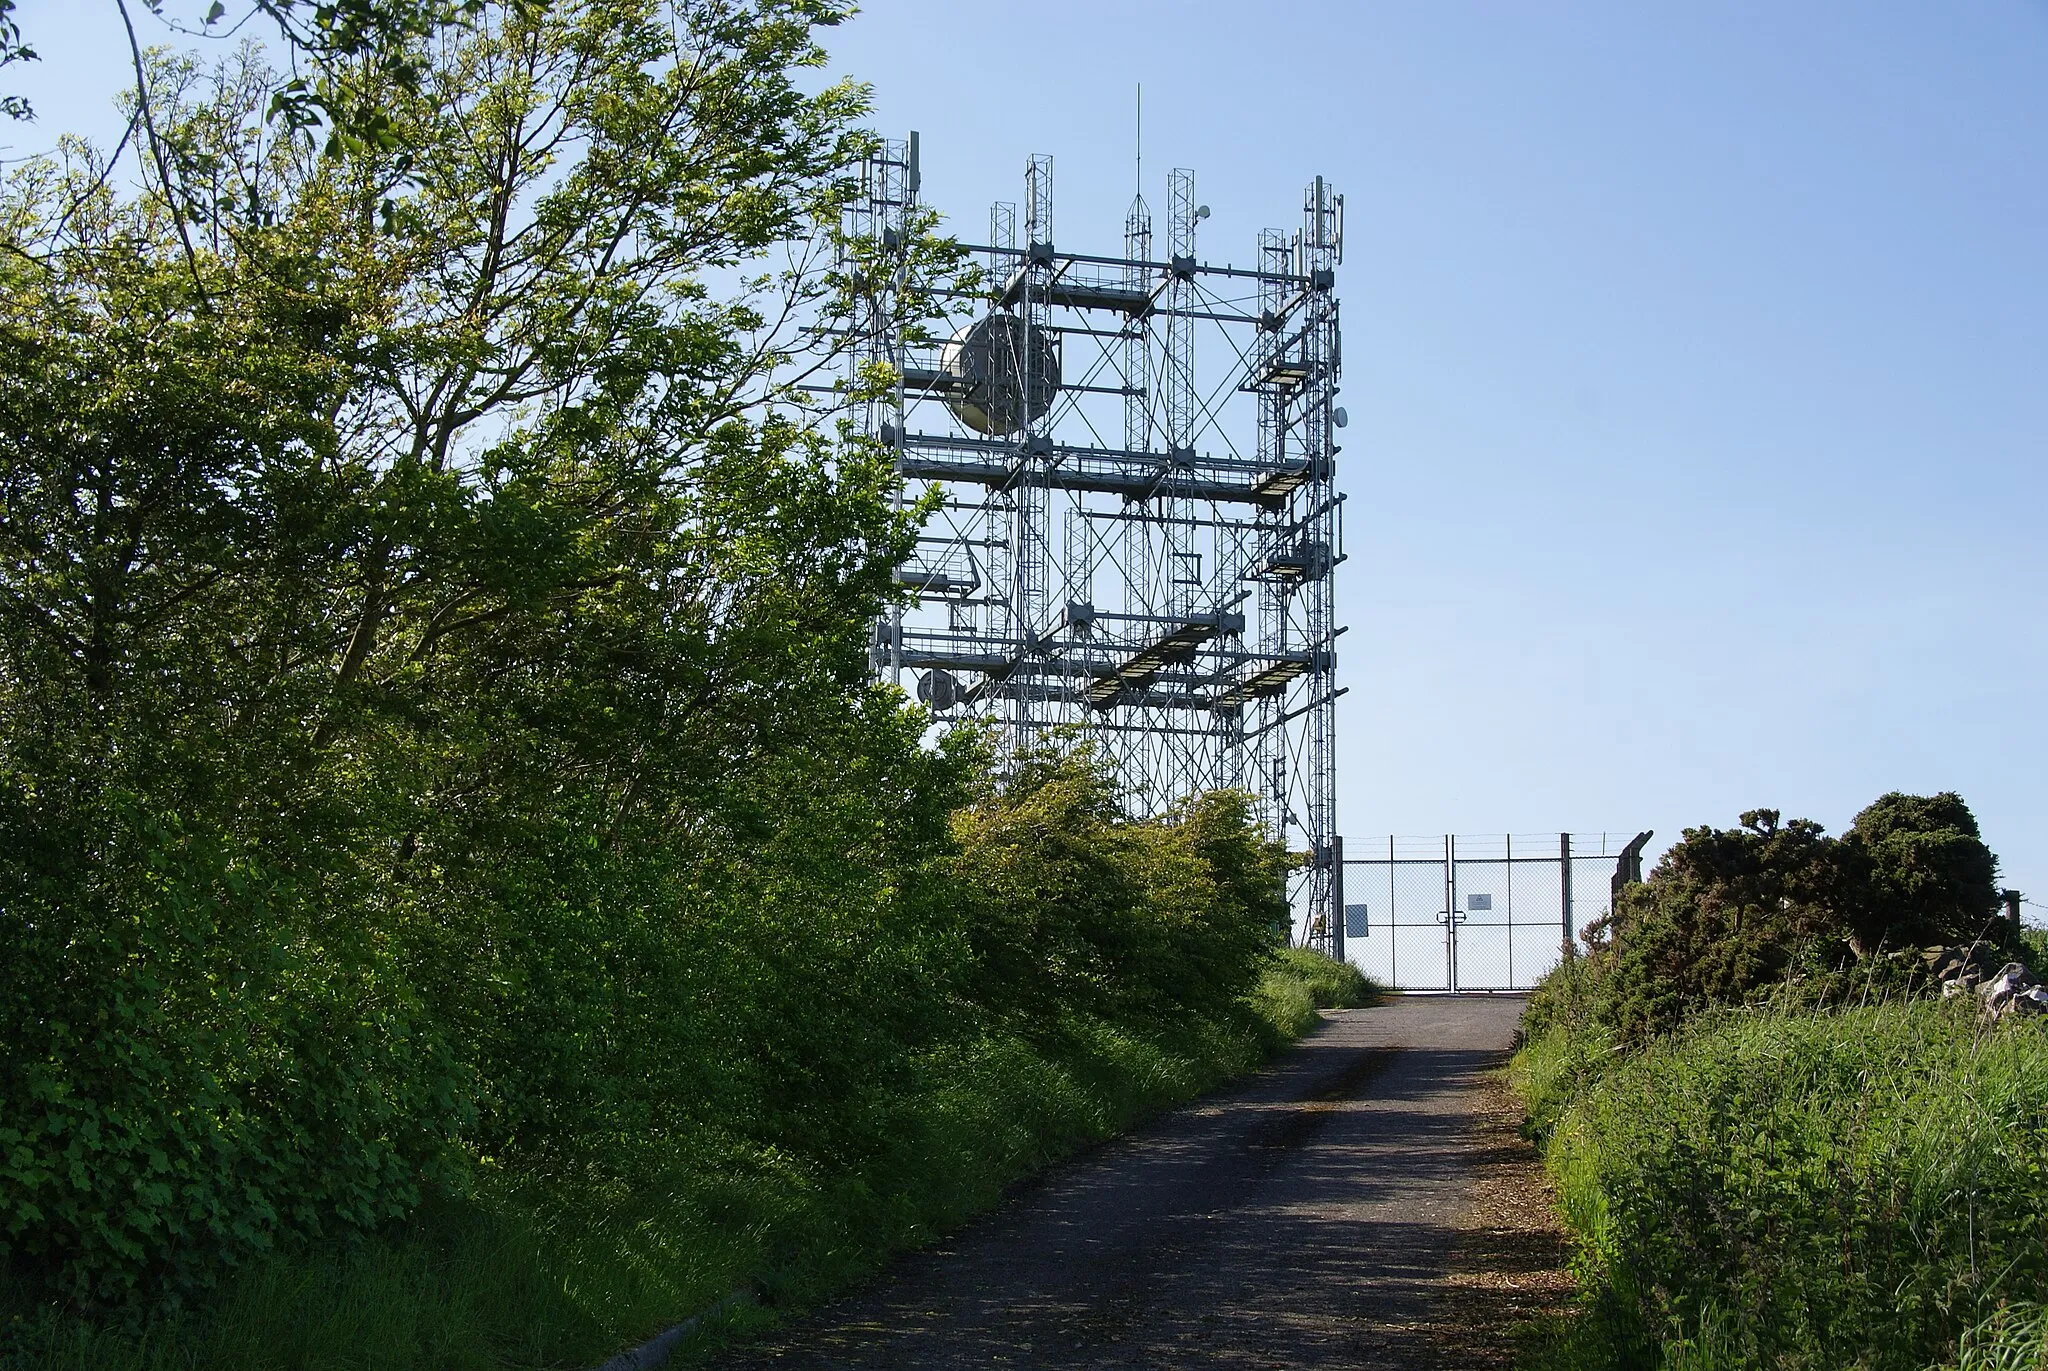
[849, 138, 1347, 947]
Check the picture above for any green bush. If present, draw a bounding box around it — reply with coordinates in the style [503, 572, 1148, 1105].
[1583, 795, 2009, 1042]
[0, 755, 1332, 1369]
[0, 964, 1330, 1371]
[1600, 809, 1852, 1040]
[1521, 1003, 2048, 1371]
[1843, 792, 2005, 954]
[0, 798, 473, 1308]
[1513, 790, 2038, 1370]
[947, 751, 1292, 1035]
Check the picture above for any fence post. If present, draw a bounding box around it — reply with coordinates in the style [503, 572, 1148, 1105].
[1445, 834, 1457, 992]
[1560, 832, 1573, 952]
[1388, 834, 1397, 988]
[1331, 835, 1345, 961]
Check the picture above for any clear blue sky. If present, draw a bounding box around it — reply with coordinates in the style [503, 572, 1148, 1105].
[14, 2, 2048, 915]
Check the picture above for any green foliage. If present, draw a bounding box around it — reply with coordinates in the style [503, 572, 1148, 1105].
[0, 0, 33, 122]
[1512, 789, 2034, 1371]
[0, 801, 471, 1309]
[1516, 1003, 2048, 1371]
[0, 0, 1317, 1349]
[1270, 943, 1377, 1009]
[0, 227, 468, 1303]
[1844, 791, 2006, 953]
[1248, 945, 1379, 1039]
[1579, 793, 2005, 1041]
[0, 771, 1325, 1369]
[0, 967, 1325, 1371]
[1511, 953, 1622, 1144]
[1601, 809, 1852, 1040]
[948, 748, 1293, 1034]
[1950, 1304, 2048, 1371]
[2019, 927, 2048, 980]
[0, 0, 927, 1309]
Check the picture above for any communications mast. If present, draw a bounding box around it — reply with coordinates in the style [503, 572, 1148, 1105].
[844, 138, 1346, 946]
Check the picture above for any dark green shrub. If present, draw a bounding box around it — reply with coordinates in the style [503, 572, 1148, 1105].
[1602, 808, 1855, 1039]
[0, 799, 470, 1308]
[1843, 791, 2004, 952]
[1514, 790, 2034, 1370]
[1594, 794, 2007, 1040]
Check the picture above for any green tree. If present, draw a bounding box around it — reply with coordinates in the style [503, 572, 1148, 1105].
[949, 747, 1291, 1034]
[0, 0, 33, 122]
[0, 0, 969, 1305]
[1, 2, 480, 136]
[1841, 791, 2000, 952]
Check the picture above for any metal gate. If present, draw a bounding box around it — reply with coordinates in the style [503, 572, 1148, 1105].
[1334, 833, 1649, 992]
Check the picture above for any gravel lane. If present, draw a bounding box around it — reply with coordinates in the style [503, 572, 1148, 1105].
[721, 993, 1556, 1369]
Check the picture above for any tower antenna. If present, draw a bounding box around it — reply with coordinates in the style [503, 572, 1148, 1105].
[845, 135, 1346, 954]
[1135, 84, 1142, 199]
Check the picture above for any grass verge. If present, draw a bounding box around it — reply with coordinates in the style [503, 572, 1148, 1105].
[1508, 999, 2048, 1371]
[1249, 944, 1381, 1039]
[2, 949, 1376, 1371]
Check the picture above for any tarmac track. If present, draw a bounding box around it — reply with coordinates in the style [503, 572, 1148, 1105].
[721, 994, 1546, 1370]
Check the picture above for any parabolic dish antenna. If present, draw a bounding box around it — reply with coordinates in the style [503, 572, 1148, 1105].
[916, 668, 962, 711]
[939, 312, 1059, 435]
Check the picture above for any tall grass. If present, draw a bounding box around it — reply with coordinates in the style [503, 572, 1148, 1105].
[1951, 1304, 2048, 1371]
[1513, 1001, 2048, 1371]
[1, 950, 1372, 1371]
[1249, 944, 1380, 1038]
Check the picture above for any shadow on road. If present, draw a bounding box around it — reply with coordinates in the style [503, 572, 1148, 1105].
[721, 996, 1569, 1370]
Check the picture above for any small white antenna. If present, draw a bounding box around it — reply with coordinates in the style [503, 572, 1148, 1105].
[1135, 84, 1142, 198]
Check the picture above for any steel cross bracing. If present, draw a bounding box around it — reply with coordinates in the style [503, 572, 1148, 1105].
[847, 138, 1348, 946]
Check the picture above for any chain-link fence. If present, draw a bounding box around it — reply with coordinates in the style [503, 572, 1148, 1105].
[1335, 833, 1646, 991]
